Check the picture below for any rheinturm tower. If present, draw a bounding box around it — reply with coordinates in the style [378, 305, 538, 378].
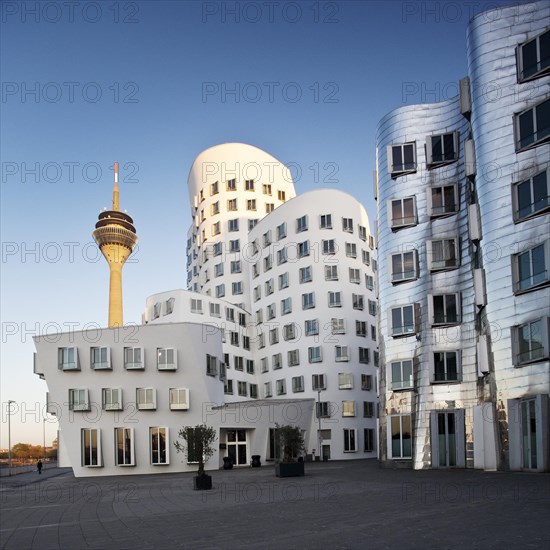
[93, 162, 138, 327]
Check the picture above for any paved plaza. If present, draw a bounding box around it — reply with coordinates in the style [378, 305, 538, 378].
[1, 460, 549, 549]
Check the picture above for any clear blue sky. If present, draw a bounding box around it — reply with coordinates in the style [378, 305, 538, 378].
[1, 0, 516, 446]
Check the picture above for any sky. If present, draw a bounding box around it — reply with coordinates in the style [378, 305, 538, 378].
[0, 0, 518, 446]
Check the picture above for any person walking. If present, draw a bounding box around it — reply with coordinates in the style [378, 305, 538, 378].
[37, 459, 43, 474]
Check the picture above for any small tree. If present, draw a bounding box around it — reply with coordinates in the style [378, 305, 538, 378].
[275, 424, 305, 464]
[174, 424, 217, 476]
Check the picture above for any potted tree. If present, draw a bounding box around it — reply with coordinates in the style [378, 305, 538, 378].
[274, 424, 306, 477]
[174, 424, 217, 490]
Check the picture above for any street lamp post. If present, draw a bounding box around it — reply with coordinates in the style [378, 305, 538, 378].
[7, 400, 15, 476]
[43, 417, 47, 462]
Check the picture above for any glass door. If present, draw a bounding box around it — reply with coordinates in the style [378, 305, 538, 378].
[227, 429, 247, 466]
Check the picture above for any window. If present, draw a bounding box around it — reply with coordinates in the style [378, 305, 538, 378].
[364, 429, 376, 452]
[361, 374, 372, 390]
[388, 142, 416, 177]
[263, 230, 272, 247]
[356, 321, 367, 337]
[320, 214, 332, 229]
[277, 222, 287, 240]
[68, 388, 89, 411]
[342, 401, 356, 417]
[260, 357, 268, 373]
[513, 168, 550, 222]
[338, 372, 353, 389]
[124, 347, 143, 370]
[279, 272, 289, 289]
[305, 319, 319, 336]
[249, 218, 258, 229]
[512, 318, 549, 366]
[426, 132, 459, 167]
[328, 291, 342, 307]
[335, 346, 349, 362]
[288, 349, 300, 366]
[391, 304, 417, 336]
[427, 238, 459, 271]
[137, 388, 156, 410]
[512, 241, 549, 293]
[349, 268, 360, 284]
[368, 300, 377, 316]
[353, 294, 364, 310]
[165, 297, 175, 315]
[246, 359, 254, 374]
[296, 215, 308, 232]
[390, 197, 417, 229]
[102, 388, 122, 410]
[150, 427, 169, 465]
[230, 331, 240, 346]
[281, 297, 292, 315]
[312, 374, 326, 391]
[391, 251, 418, 283]
[283, 323, 297, 340]
[269, 327, 279, 345]
[169, 388, 189, 410]
[316, 401, 330, 418]
[238, 381, 248, 397]
[359, 225, 367, 241]
[209, 302, 221, 318]
[264, 255, 273, 272]
[230, 260, 241, 273]
[298, 241, 310, 257]
[216, 284, 225, 298]
[249, 384, 258, 398]
[515, 98, 550, 151]
[81, 428, 101, 467]
[224, 379, 234, 395]
[227, 198, 237, 211]
[325, 265, 338, 281]
[362, 249, 371, 265]
[390, 415, 412, 459]
[366, 275, 374, 290]
[371, 325, 377, 341]
[58, 346, 78, 370]
[232, 281, 243, 295]
[263, 183, 272, 195]
[516, 29, 550, 82]
[277, 190, 286, 201]
[191, 298, 203, 314]
[331, 317, 346, 334]
[234, 356, 243, 371]
[322, 239, 336, 254]
[90, 347, 110, 370]
[432, 351, 460, 383]
[266, 203, 274, 213]
[277, 247, 287, 265]
[429, 184, 459, 217]
[213, 242, 222, 256]
[211, 221, 221, 236]
[430, 293, 460, 325]
[228, 218, 239, 232]
[115, 427, 135, 466]
[359, 347, 370, 364]
[157, 348, 176, 370]
[276, 379, 286, 396]
[229, 240, 240, 253]
[267, 303, 276, 320]
[245, 179, 255, 191]
[308, 346, 322, 363]
[214, 262, 223, 277]
[226, 307, 235, 321]
[302, 292, 315, 310]
[341, 218, 352, 234]
[292, 376, 304, 393]
[363, 402, 375, 418]
[346, 242, 357, 258]
[243, 336, 250, 350]
[272, 353, 282, 369]
[210, 181, 219, 195]
[391, 360, 413, 390]
[299, 266, 312, 283]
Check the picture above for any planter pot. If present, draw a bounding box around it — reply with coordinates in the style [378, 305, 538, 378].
[194, 474, 212, 490]
[275, 462, 305, 477]
[223, 457, 233, 470]
[251, 455, 261, 467]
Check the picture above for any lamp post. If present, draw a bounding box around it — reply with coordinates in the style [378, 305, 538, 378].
[43, 417, 47, 462]
[317, 390, 323, 461]
[7, 400, 15, 476]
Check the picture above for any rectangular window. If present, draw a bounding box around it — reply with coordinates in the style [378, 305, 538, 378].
[298, 241, 310, 257]
[361, 374, 373, 390]
[228, 218, 239, 232]
[264, 255, 273, 272]
[210, 302, 221, 317]
[191, 298, 203, 314]
[229, 239, 240, 252]
[342, 217, 353, 233]
[316, 401, 331, 418]
[278, 190, 286, 201]
[212, 222, 221, 236]
[210, 181, 219, 195]
[224, 379, 234, 394]
[249, 384, 258, 399]
[515, 98, 550, 151]
[277, 247, 287, 265]
[137, 388, 156, 410]
[227, 198, 237, 211]
[245, 179, 255, 191]
[322, 239, 336, 254]
[359, 347, 370, 364]
[349, 268, 360, 284]
[292, 376, 304, 393]
[325, 265, 338, 281]
[429, 184, 459, 217]
[353, 294, 364, 310]
[283, 323, 297, 340]
[115, 427, 135, 466]
[359, 225, 367, 241]
[263, 183, 272, 195]
[226, 307, 235, 321]
[246, 359, 254, 374]
[346, 243, 357, 258]
[366, 275, 374, 290]
[279, 272, 289, 289]
[288, 349, 300, 366]
[430, 293, 460, 325]
[338, 372, 353, 389]
[263, 230, 272, 247]
[512, 318, 549, 366]
[272, 353, 282, 370]
[81, 428, 101, 467]
[91, 347, 110, 370]
[234, 356, 243, 371]
[276, 379, 286, 396]
[68, 388, 89, 411]
[390, 415, 412, 459]
[269, 327, 279, 345]
[266, 203, 274, 213]
[328, 291, 342, 307]
[296, 215, 308, 232]
[427, 132, 459, 167]
[150, 427, 169, 465]
[356, 321, 367, 337]
[157, 348, 176, 370]
[216, 284, 225, 298]
[260, 357, 268, 373]
[124, 347, 143, 370]
[433, 351, 460, 383]
[427, 239, 459, 271]
[308, 346, 322, 363]
[227, 178, 236, 191]
[388, 142, 416, 177]
[169, 388, 189, 410]
[363, 401, 375, 418]
[342, 400, 356, 417]
[305, 319, 319, 336]
[230, 260, 241, 273]
[364, 429, 376, 452]
[266, 279, 274, 296]
[332, 318, 346, 334]
[277, 222, 287, 240]
[368, 300, 377, 316]
[320, 214, 332, 229]
[391, 305, 416, 336]
[238, 381, 248, 397]
[58, 346, 78, 370]
[267, 303, 276, 320]
[299, 266, 312, 283]
[312, 374, 326, 391]
[513, 168, 550, 222]
[335, 346, 349, 362]
[512, 241, 549, 293]
[232, 281, 243, 295]
[249, 218, 259, 229]
[302, 292, 315, 310]
[516, 29, 550, 82]
[214, 262, 223, 277]
[391, 360, 413, 390]
[102, 388, 122, 410]
[390, 197, 417, 228]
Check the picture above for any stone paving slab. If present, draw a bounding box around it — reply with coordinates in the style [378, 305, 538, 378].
[1, 460, 549, 549]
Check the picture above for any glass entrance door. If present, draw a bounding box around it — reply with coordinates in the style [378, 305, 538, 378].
[227, 430, 247, 466]
[521, 399, 538, 470]
[437, 412, 457, 467]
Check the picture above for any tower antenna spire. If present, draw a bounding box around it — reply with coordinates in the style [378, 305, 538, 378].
[112, 162, 120, 211]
